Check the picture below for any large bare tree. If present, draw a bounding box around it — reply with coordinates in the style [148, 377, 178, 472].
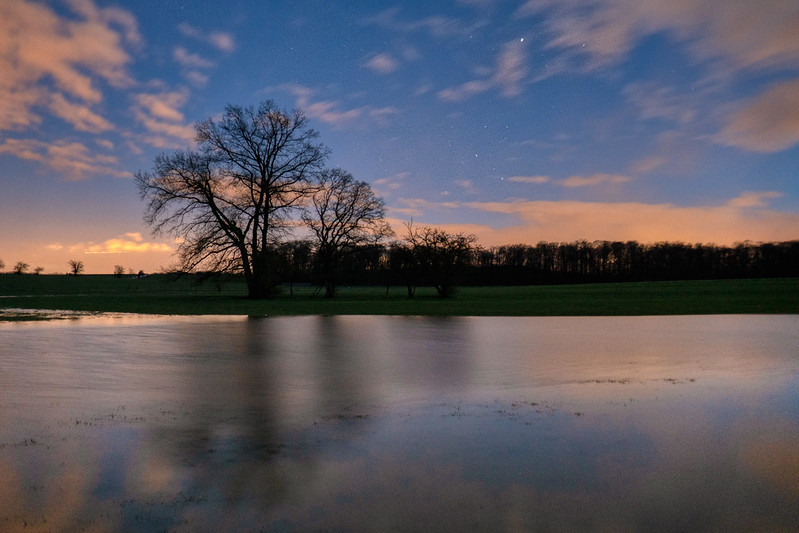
[303, 168, 392, 297]
[136, 101, 329, 298]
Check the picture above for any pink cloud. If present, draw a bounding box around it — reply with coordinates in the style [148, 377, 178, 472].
[0, 0, 138, 130]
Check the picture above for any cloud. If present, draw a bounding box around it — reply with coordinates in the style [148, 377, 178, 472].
[0, 0, 139, 131]
[173, 44, 218, 87]
[507, 173, 631, 187]
[558, 173, 632, 187]
[0, 138, 130, 179]
[49, 93, 114, 132]
[280, 84, 399, 128]
[494, 40, 527, 97]
[516, 0, 799, 74]
[361, 7, 483, 39]
[132, 90, 195, 147]
[173, 47, 215, 69]
[393, 193, 799, 245]
[438, 80, 493, 102]
[365, 53, 400, 74]
[624, 83, 697, 124]
[374, 172, 408, 195]
[438, 40, 527, 101]
[183, 71, 210, 88]
[209, 32, 235, 53]
[177, 23, 235, 52]
[84, 232, 173, 254]
[507, 175, 551, 184]
[455, 179, 476, 192]
[717, 79, 799, 153]
[726, 191, 783, 208]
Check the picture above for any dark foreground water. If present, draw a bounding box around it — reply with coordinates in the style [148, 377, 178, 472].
[1, 314, 797, 532]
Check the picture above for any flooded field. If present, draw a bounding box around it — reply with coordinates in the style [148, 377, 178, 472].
[1, 315, 797, 531]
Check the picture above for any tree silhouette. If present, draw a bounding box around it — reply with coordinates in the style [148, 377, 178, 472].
[303, 169, 392, 297]
[404, 222, 476, 298]
[136, 100, 329, 298]
[13, 261, 28, 275]
[68, 260, 84, 276]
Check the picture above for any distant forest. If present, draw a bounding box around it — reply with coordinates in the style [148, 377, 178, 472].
[270, 239, 799, 289]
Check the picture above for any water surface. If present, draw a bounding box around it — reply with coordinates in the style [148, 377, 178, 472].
[1, 315, 797, 531]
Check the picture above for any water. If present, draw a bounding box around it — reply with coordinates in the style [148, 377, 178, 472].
[1, 315, 797, 531]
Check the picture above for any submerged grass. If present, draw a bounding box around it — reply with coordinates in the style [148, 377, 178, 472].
[0, 274, 797, 318]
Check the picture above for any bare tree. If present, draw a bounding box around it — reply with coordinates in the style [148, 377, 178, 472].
[13, 261, 29, 275]
[33, 266, 44, 275]
[136, 100, 329, 298]
[0, 259, 4, 271]
[68, 260, 84, 276]
[302, 169, 392, 297]
[114, 265, 125, 278]
[404, 222, 477, 298]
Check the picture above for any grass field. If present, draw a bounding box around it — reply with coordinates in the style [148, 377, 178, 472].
[1, 274, 797, 319]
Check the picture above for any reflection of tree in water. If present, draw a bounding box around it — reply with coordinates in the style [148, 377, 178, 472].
[134, 317, 319, 528]
[3, 316, 799, 531]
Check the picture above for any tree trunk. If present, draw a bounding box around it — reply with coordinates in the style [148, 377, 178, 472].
[324, 278, 335, 298]
[247, 254, 277, 299]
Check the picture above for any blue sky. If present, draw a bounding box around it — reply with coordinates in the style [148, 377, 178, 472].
[1, 0, 798, 273]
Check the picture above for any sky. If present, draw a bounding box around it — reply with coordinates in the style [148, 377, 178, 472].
[1, 0, 798, 274]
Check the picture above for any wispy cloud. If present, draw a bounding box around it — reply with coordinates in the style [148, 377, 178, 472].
[280, 84, 399, 128]
[507, 175, 551, 184]
[173, 46, 215, 69]
[624, 83, 697, 124]
[558, 173, 632, 187]
[374, 172, 408, 196]
[516, 0, 799, 75]
[439, 39, 527, 101]
[455, 179, 477, 192]
[173, 30, 227, 87]
[177, 23, 236, 52]
[0, 138, 131, 180]
[361, 7, 484, 39]
[507, 173, 631, 187]
[364, 53, 400, 74]
[717, 79, 799, 153]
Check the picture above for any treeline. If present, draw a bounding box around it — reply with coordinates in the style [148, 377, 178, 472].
[268, 239, 799, 289]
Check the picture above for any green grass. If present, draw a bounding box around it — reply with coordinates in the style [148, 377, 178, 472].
[1, 274, 797, 319]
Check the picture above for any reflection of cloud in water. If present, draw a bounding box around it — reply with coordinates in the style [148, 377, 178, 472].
[0, 315, 797, 530]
